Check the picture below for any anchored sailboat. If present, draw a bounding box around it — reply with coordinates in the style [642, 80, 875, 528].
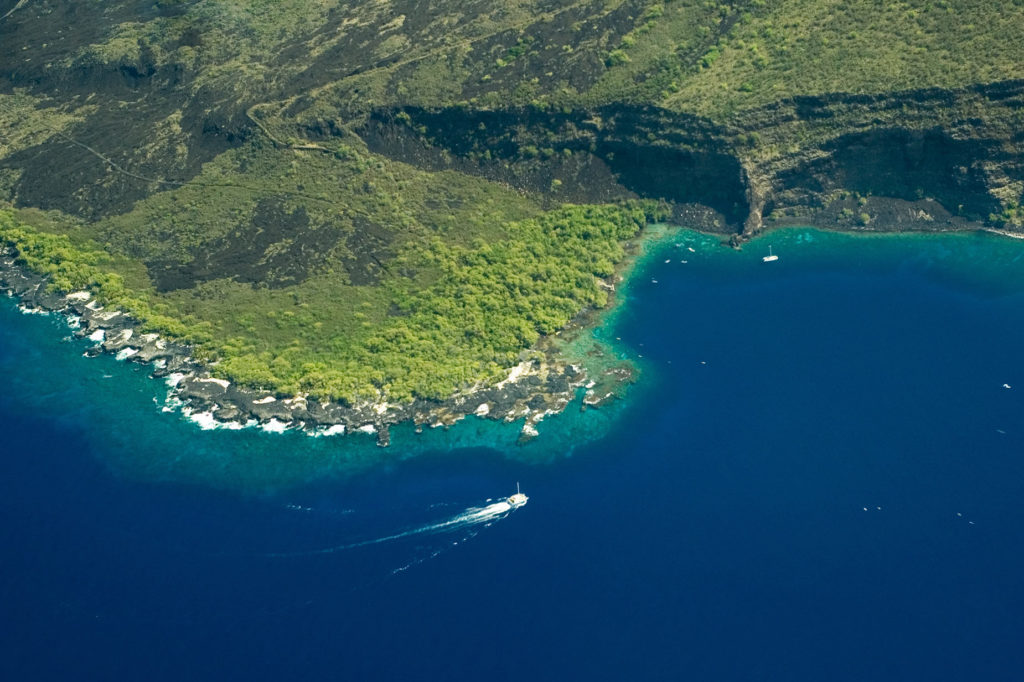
[763, 244, 779, 262]
[507, 482, 528, 508]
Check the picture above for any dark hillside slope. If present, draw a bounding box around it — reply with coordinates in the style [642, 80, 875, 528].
[1, 0, 1023, 420]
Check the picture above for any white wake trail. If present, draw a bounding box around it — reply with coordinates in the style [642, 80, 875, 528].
[266, 500, 516, 558]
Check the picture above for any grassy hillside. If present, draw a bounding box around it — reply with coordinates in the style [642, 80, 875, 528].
[601, 0, 1024, 115]
[2, 199, 666, 403]
[2, 0, 1023, 404]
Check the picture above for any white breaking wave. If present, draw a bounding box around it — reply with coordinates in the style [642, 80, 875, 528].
[267, 499, 518, 558]
[181, 407, 252, 430]
[260, 418, 291, 433]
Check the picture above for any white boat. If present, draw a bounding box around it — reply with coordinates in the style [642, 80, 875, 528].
[763, 245, 779, 262]
[507, 482, 528, 508]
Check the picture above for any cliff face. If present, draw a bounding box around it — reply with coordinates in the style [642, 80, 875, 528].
[356, 79, 1024, 238]
[3, 67, 1020, 259]
[357, 106, 747, 228]
[3, 1, 1022, 242]
[741, 80, 1024, 235]
[2, 0, 1023, 428]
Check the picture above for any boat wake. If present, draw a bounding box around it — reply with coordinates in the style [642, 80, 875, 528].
[265, 498, 521, 560]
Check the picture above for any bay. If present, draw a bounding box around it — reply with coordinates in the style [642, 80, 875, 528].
[2, 228, 1024, 681]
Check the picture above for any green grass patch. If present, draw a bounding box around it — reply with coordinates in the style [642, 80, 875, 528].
[3, 201, 668, 404]
[661, 0, 1024, 116]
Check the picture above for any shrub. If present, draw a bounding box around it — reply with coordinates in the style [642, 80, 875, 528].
[606, 50, 631, 67]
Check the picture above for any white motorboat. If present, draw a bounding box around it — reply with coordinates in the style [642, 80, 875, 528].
[507, 482, 528, 507]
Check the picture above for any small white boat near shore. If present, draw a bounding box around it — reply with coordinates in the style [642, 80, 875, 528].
[763, 245, 779, 262]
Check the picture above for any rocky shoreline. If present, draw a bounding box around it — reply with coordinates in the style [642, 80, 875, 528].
[1, 246, 608, 446]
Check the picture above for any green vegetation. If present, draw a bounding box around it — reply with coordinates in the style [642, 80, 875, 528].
[663, 0, 1024, 116]
[3, 0, 1024, 411]
[0, 92, 90, 159]
[0, 210, 213, 342]
[1, 212, 125, 293]
[990, 204, 1024, 230]
[217, 202, 663, 401]
[88, 140, 538, 266]
[3, 201, 666, 403]
[6, 0, 1024, 133]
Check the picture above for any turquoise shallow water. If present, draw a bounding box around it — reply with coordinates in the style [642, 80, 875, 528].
[3, 227, 1024, 680]
[0, 299, 628, 494]
[4, 226, 1023, 494]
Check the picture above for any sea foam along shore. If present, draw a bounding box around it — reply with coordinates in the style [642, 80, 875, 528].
[0, 246, 601, 446]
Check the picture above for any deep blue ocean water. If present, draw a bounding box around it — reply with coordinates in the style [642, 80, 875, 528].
[3, 228, 1024, 681]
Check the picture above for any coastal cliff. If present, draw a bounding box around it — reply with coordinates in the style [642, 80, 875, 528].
[1, 0, 1023, 437]
[356, 79, 1024, 238]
